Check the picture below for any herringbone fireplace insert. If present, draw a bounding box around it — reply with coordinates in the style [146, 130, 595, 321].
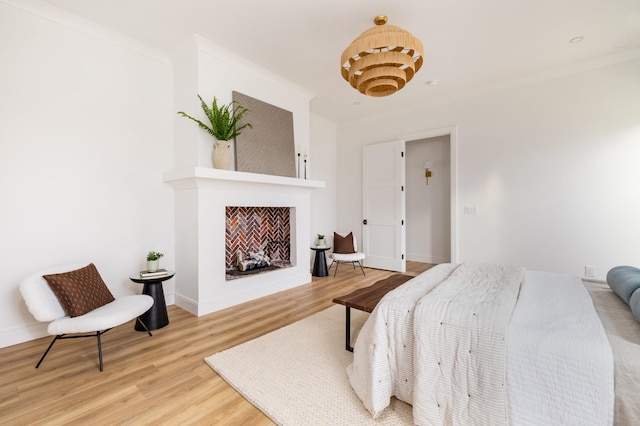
[225, 206, 292, 279]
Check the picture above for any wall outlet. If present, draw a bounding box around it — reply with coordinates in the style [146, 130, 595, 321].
[584, 266, 596, 278]
[464, 206, 478, 215]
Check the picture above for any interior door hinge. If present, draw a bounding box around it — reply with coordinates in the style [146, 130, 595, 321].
[401, 219, 404, 225]
[401, 185, 404, 191]
[401, 151, 404, 158]
[402, 254, 405, 260]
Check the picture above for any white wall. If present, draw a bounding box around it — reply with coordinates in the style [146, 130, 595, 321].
[406, 136, 451, 263]
[310, 113, 337, 252]
[173, 35, 314, 171]
[169, 36, 323, 310]
[338, 58, 640, 280]
[0, 1, 175, 347]
[0, 1, 335, 349]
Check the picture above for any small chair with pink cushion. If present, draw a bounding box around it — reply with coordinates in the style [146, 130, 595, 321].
[20, 263, 154, 371]
[328, 232, 366, 277]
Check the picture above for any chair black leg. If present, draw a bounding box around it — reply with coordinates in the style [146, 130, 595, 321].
[96, 331, 103, 372]
[36, 335, 61, 368]
[357, 261, 366, 276]
[333, 261, 340, 277]
[135, 317, 153, 336]
[35, 327, 144, 372]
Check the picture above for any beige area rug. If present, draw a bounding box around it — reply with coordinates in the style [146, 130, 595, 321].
[204, 305, 413, 425]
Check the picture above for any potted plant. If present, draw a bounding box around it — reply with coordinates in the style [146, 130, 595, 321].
[146, 251, 164, 272]
[177, 94, 252, 170]
[316, 234, 325, 247]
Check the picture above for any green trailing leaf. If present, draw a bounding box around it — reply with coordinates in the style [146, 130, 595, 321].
[177, 94, 252, 141]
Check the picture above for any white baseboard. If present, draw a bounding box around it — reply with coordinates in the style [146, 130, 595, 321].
[0, 321, 48, 349]
[174, 293, 198, 316]
[197, 272, 310, 317]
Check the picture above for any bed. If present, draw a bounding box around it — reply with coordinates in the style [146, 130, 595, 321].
[346, 263, 640, 425]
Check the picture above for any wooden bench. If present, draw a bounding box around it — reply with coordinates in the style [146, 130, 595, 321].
[332, 274, 414, 351]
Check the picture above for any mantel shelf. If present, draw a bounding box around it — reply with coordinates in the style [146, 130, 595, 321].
[163, 167, 325, 190]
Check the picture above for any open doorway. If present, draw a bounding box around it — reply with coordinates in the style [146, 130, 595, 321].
[406, 135, 451, 264]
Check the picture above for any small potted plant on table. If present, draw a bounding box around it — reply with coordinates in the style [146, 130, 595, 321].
[146, 251, 164, 272]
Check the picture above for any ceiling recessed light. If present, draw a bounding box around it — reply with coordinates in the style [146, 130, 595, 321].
[425, 80, 439, 86]
[569, 36, 584, 44]
[353, 101, 361, 106]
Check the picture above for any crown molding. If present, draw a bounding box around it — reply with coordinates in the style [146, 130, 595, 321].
[2, 0, 171, 65]
[338, 48, 640, 127]
[192, 34, 316, 101]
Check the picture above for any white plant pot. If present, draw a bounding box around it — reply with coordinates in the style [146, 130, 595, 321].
[147, 260, 159, 272]
[213, 139, 232, 169]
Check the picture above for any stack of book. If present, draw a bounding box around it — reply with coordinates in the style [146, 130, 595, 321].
[140, 268, 168, 278]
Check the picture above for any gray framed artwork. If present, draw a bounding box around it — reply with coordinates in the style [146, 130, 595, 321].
[232, 91, 296, 178]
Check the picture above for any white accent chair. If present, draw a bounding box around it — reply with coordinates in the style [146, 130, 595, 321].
[328, 233, 366, 277]
[20, 264, 154, 371]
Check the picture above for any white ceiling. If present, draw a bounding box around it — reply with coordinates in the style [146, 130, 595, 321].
[42, 0, 640, 124]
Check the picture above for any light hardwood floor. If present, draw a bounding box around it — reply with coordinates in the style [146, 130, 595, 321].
[0, 262, 434, 425]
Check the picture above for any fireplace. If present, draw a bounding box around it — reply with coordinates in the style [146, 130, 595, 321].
[164, 167, 324, 316]
[225, 206, 293, 279]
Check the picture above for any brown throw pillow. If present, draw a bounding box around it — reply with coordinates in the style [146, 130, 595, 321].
[333, 232, 356, 254]
[43, 263, 115, 318]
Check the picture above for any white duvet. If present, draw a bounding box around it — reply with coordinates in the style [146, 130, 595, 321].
[347, 264, 614, 426]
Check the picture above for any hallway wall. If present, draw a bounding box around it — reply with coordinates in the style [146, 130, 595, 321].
[406, 136, 451, 263]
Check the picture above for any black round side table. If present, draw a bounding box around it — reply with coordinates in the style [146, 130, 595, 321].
[129, 270, 175, 331]
[310, 246, 331, 277]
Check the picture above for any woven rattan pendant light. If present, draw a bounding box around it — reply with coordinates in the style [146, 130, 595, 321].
[341, 15, 424, 97]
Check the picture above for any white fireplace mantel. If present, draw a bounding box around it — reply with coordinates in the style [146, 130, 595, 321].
[164, 167, 325, 191]
[164, 167, 325, 316]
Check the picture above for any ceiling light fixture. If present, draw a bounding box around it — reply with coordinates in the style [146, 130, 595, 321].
[569, 36, 584, 44]
[341, 15, 424, 97]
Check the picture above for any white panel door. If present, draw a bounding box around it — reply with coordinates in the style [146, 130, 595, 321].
[362, 140, 406, 272]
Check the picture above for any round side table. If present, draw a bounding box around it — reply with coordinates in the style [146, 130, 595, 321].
[310, 246, 331, 277]
[129, 270, 175, 331]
